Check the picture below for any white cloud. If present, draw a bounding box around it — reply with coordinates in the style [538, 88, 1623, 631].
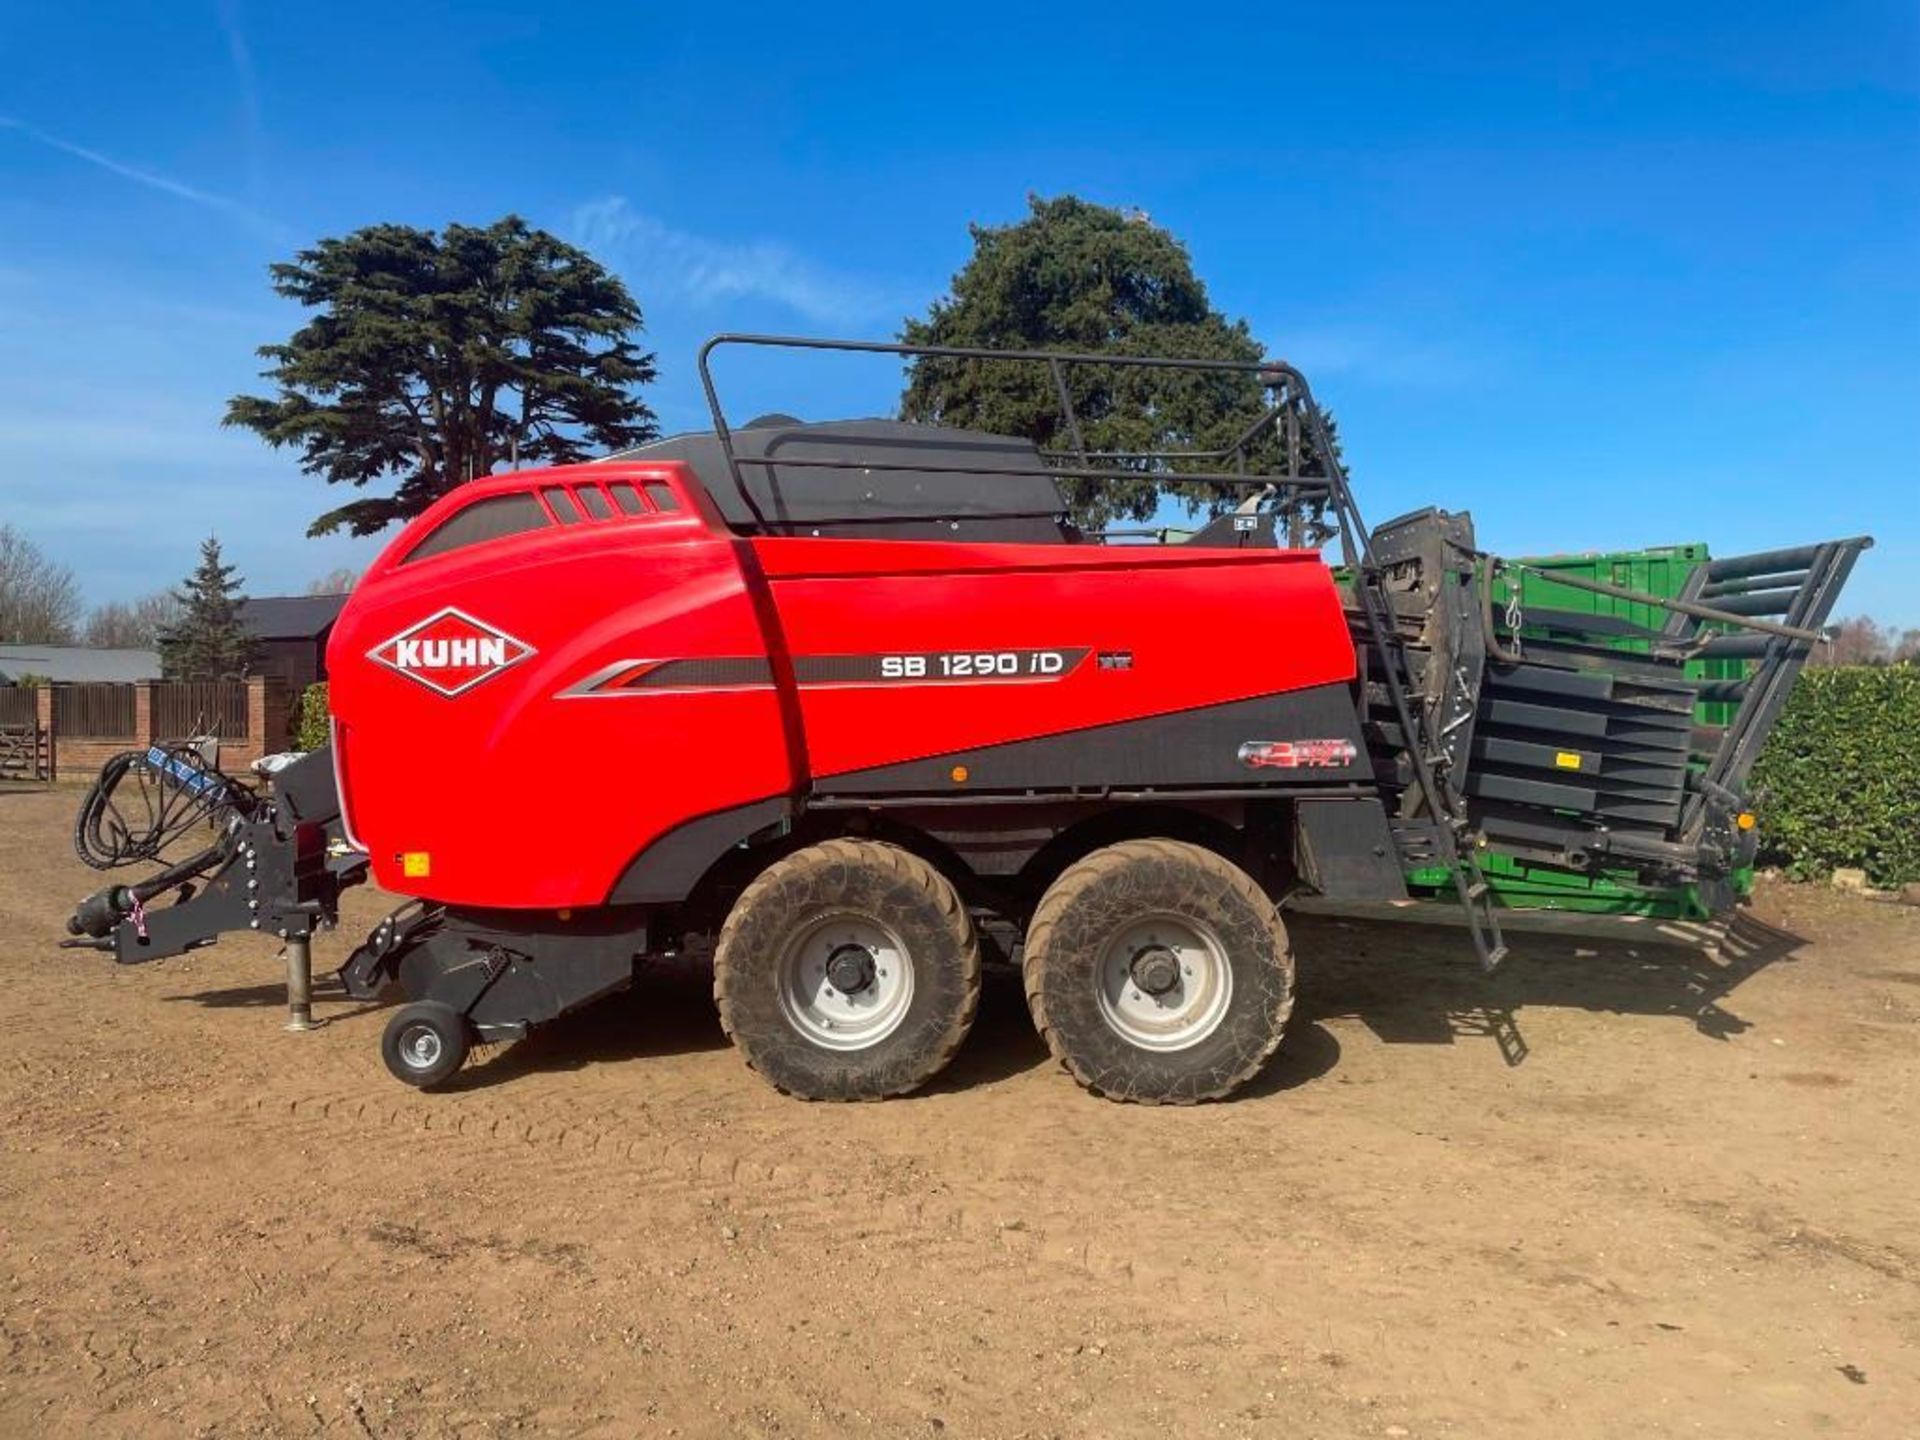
[0, 115, 286, 242]
[571, 197, 898, 327]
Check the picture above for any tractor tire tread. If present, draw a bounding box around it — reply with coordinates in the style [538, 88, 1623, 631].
[1024, 838, 1293, 1105]
[715, 838, 980, 1101]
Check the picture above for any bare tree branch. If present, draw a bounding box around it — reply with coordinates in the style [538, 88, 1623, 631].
[0, 524, 83, 644]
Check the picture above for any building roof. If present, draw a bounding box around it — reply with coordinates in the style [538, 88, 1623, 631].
[239, 593, 348, 640]
[0, 645, 161, 683]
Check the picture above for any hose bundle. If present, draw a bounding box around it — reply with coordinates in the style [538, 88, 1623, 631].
[72, 743, 255, 871]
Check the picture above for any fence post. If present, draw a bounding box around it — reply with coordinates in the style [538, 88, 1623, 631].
[135, 681, 156, 744]
[261, 677, 291, 754]
[244, 676, 285, 763]
[34, 684, 55, 781]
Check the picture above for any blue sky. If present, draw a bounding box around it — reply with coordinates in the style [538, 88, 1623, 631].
[2, 2, 1915, 620]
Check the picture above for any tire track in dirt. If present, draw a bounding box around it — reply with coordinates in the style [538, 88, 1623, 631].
[202, 1025, 1801, 1347]
[226, 1058, 1755, 1373]
[225, 1080, 1161, 1295]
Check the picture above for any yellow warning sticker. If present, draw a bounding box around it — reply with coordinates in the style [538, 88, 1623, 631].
[402, 852, 431, 878]
[1555, 751, 1583, 770]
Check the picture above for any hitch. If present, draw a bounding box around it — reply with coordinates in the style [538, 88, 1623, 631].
[61, 748, 368, 1028]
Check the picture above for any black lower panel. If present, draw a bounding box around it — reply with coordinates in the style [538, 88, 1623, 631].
[394, 907, 646, 1030]
[608, 796, 792, 904]
[816, 684, 1370, 796]
[1295, 798, 1408, 900]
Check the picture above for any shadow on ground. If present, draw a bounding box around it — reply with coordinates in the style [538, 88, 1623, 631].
[156, 908, 1807, 1094]
[924, 968, 1050, 1092]
[167, 978, 337, 1009]
[1290, 907, 1806, 1067]
[448, 958, 735, 1088]
[162, 972, 387, 1038]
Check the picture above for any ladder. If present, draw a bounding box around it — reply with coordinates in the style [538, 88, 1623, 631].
[1284, 388, 1510, 973]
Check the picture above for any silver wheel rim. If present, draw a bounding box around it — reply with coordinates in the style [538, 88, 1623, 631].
[777, 912, 914, 1052]
[399, 1023, 444, 1071]
[1095, 912, 1233, 1052]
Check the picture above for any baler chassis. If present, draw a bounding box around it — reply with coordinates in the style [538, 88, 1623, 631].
[59, 333, 1870, 1101]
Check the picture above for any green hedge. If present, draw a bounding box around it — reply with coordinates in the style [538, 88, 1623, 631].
[297, 682, 330, 752]
[1752, 666, 1920, 886]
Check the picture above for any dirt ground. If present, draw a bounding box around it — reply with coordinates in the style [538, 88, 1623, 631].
[1, 784, 1915, 1438]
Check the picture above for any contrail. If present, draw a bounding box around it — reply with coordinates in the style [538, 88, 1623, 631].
[214, 0, 270, 200]
[0, 114, 286, 241]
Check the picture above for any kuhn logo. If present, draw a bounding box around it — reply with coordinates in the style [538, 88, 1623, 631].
[368, 607, 533, 697]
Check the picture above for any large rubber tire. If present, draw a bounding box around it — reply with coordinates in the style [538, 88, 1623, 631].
[1024, 839, 1294, 1104]
[714, 839, 982, 1100]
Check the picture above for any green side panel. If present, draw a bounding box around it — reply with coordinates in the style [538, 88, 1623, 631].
[1407, 855, 1750, 920]
[1413, 541, 1753, 920]
[1489, 543, 1745, 727]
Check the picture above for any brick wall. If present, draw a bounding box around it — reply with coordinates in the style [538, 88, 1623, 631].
[39, 677, 293, 782]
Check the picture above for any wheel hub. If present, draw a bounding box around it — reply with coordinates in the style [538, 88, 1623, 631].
[777, 914, 915, 1052]
[1094, 913, 1234, 1053]
[825, 943, 877, 995]
[398, 1023, 444, 1070]
[1129, 944, 1181, 997]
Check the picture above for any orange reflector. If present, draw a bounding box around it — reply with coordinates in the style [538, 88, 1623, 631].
[950, 765, 970, 784]
[1736, 812, 1756, 831]
[401, 851, 431, 878]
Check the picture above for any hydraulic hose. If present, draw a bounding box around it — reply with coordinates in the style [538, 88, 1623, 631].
[72, 745, 251, 871]
[66, 839, 228, 937]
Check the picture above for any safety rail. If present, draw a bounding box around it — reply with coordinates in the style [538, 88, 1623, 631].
[695, 333, 1339, 534]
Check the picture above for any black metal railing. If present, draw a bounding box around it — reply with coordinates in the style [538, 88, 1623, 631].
[694, 333, 1341, 540]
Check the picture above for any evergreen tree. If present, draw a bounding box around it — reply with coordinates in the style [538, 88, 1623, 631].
[227, 216, 659, 537]
[902, 196, 1336, 527]
[159, 538, 255, 680]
